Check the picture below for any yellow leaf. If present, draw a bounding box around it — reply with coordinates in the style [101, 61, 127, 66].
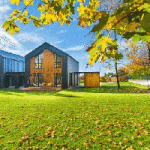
[24, 9, 28, 16]
[40, 14, 45, 20]
[38, 4, 45, 13]
[7, 141, 15, 144]
[126, 147, 134, 150]
[59, 12, 67, 22]
[9, 29, 15, 36]
[77, 3, 85, 15]
[83, 142, 89, 148]
[23, 0, 33, 6]
[77, 0, 85, 2]
[48, 141, 52, 144]
[11, 0, 20, 5]
[15, 26, 20, 33]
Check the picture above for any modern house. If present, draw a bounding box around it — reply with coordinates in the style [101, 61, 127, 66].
[0, 50, 25, 88]
[0, 42, 100, 90]
[24, 42, 79, 90]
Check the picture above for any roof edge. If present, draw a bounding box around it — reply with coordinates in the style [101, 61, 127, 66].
[25, 42, 79, 64]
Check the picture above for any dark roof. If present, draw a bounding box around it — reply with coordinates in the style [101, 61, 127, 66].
[0, 49, 24, 61]
[25, 42, 79, 63]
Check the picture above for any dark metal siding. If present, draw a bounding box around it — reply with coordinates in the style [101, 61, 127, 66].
[67, 56, 79, 88]
[25, 57, 30, 87]
[0, 55, 4, 88]
[25, 42, 76, 89]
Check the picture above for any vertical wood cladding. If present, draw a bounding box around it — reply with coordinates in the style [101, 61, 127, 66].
[84, 73, 100, 88]
[30, 49, 62, 87]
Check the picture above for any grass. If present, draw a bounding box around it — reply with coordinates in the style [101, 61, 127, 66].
[0, 82, 150, 149]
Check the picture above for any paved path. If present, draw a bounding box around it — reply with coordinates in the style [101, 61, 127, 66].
[100, 82, 115, 85]
[129, 79, 150, 85]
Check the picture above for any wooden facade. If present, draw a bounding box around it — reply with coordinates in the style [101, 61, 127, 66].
[29, 49, 62, 87]
[84, 73, 100, 88]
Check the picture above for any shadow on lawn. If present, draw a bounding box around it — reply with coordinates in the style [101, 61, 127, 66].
[67, 86, 150, 94]
[0, 89, 81, 98]
[0, 83, 149, 95]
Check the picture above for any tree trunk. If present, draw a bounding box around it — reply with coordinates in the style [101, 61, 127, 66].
[115, 60, 120, 89]
[148, 45, 150, 90]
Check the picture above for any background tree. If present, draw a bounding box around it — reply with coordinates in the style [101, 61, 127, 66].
[125, 44, 149, 79]
[118, 66, 129, 76]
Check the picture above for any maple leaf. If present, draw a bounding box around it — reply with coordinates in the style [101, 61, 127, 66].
[24, 9, 28, 16]
[11, 0, 20, 5]
[24, 0, 33, 6]
[77, 3, 85, 15]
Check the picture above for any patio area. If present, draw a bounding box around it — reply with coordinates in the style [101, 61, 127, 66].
[19, 86, 62, 91]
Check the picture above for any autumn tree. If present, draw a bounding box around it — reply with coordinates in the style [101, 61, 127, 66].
[126, 44, 149, 79]
[118, 66, 129, 76]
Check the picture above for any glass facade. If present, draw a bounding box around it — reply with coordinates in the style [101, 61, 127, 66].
[3, 57, 24, 73]
[54, 73, 62, 87]
[54, 54, 61, 68]
[34, 73, 44, 87]
[35, 52, 43, 69]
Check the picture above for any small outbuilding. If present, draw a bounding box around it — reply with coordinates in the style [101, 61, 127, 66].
[70, 72, 100, 88]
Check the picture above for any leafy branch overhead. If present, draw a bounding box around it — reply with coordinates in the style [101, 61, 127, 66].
[3, 0, 150, 65]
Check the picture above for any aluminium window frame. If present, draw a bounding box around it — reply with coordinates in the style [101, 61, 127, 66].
[54, 54, 62, 68]
[34, 52, 44, 69]
[54, 73, 62, 87]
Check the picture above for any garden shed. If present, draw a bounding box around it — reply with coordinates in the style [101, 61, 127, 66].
[70, 72, 100, 88]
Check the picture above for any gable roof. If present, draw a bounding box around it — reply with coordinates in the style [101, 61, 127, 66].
[0, 49, 24, 61]
[25, 42, 79, 63]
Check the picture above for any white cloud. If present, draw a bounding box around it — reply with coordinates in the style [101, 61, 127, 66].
[0, 26, 25, 56]
[57, 30, 67, 34]
[63, 45, 85, 51]
[0, 28, 21, 47]
[17, 32, 44, 43]
[54, 40, 63, 44]
[0, 5, 11, 12]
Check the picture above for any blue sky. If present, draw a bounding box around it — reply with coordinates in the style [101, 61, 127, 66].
[0, 0, 129, 76]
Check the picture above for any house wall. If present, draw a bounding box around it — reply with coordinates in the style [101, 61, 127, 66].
[67, 56, 79, 87]
[0, 55, 4, 88]
[29, 49, 62, 87]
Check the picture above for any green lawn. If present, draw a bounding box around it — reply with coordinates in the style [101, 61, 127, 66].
[0, 82, 150, 149]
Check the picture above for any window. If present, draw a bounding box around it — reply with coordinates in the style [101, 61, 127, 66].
[54, 73, 62, 87]
[34, 73, 44, 87]
[54, 54, 62, 68]
[35, 52, 44, 69]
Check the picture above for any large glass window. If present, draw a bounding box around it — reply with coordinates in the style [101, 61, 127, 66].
[54, 73, 62, 87]
[35, 52, 43, 69]
[54, 54, 62, 68]
[34, 73, 44, 87]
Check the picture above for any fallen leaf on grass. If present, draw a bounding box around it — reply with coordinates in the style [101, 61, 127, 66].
[7, 141, 15, 144]
[126, 146, 134, 150]
[83, 142, 89, 148]
[21, 136, 29, 141]
[0, 117, 5, 119]
[0, 135, 5, 138]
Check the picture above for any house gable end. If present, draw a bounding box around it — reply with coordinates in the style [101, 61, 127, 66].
[25, 42, 68, 59]
[25, 42, 68, 89]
